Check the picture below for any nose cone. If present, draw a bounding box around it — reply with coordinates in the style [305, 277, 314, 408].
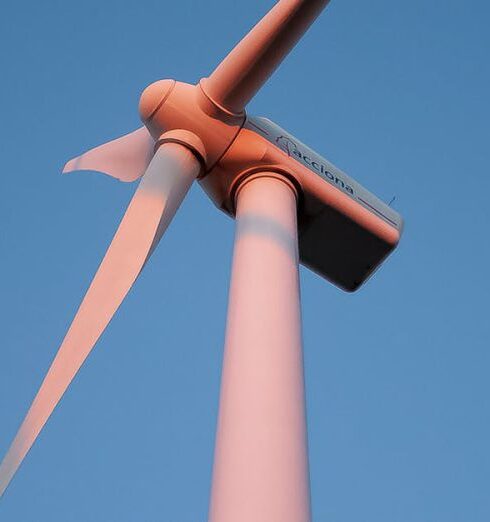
[139, 79, 176, 122]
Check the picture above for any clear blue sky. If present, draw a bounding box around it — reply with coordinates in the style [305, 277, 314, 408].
[1, 1, 489, 520]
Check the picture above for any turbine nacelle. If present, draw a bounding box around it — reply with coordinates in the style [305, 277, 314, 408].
[201, 116, 402, 291]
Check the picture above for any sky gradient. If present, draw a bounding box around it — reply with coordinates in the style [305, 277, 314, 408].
[1, 0, 489, 520]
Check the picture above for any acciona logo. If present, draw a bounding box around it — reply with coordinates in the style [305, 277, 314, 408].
[276, 135, 354, 195]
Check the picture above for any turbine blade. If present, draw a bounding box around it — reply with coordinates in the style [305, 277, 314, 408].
[0, 143, 201, 497]
[201, 0, 330, 114]
[63, 126, 154, 182]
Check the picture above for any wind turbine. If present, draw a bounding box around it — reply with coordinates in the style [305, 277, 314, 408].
[0, 1, 403, 520]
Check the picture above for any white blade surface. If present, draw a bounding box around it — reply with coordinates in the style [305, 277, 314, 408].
[63, 127, 155, 182]
[0, 143, 201, 497]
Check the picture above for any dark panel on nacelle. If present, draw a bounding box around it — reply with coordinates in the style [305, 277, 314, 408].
[298, 203, 395, 292]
